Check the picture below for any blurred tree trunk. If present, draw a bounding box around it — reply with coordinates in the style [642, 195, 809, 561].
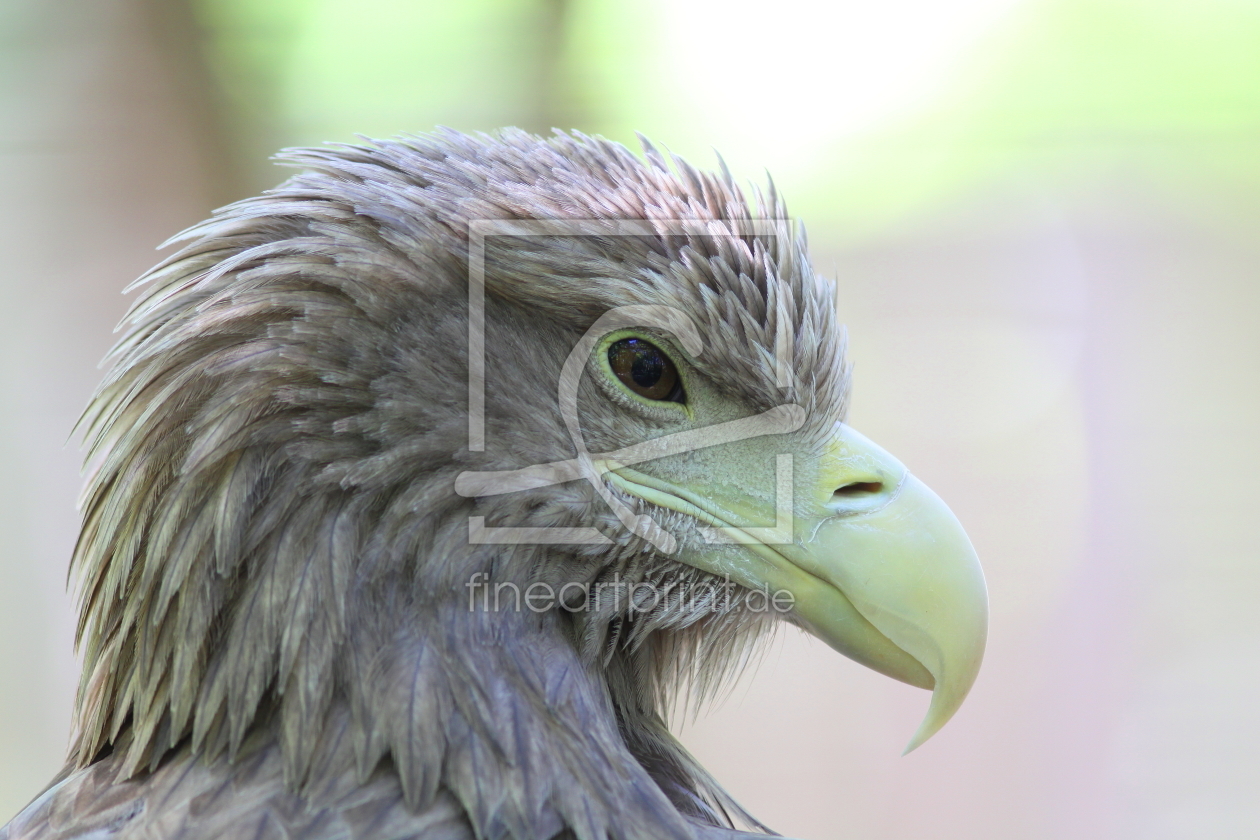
[524, 0, 580, 136]
[0, 0, 236, 819]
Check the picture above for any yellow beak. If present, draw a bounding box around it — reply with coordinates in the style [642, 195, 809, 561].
[790, 425, 988, 751]
[605, 423, 988, 752]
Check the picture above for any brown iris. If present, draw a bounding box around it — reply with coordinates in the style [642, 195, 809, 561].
[607, 338, 684, 402]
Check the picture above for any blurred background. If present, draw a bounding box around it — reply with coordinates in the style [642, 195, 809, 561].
[2, 0, 1259, 836]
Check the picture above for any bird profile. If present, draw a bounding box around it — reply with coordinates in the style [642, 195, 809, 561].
[1, 129, 987, 840]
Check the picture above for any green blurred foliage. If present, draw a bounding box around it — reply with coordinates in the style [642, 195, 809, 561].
[805, 0, 1260, 240]
[194, 0, 1260, 237]
[196, 0, 584, 189]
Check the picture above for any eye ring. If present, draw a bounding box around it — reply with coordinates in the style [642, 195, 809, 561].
[607, 338, 685, 403]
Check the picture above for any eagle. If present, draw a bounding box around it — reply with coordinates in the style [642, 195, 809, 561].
[2, 129, 987, 840]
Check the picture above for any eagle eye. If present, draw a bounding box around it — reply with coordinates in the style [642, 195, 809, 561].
[607, 338, 684, 403]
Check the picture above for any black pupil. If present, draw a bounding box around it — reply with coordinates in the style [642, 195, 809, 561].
[608, 338, 681, 402]
[629, 342, 664, 388]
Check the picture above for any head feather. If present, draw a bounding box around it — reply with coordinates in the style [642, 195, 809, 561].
[69, 128, 847, 838]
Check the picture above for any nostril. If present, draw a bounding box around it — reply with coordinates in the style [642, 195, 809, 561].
[832, 481, 883, 500]
[826, 477, 896, 516]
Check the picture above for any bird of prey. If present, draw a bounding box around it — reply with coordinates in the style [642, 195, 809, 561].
[2, 129, 987, 840]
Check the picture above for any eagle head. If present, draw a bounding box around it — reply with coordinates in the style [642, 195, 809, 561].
[62, 129, 987, 840]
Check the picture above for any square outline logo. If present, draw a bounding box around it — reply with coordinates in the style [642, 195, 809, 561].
[457, 219, 799, 550]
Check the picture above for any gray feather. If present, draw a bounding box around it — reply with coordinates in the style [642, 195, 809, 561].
[6, 128, 847, 840]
